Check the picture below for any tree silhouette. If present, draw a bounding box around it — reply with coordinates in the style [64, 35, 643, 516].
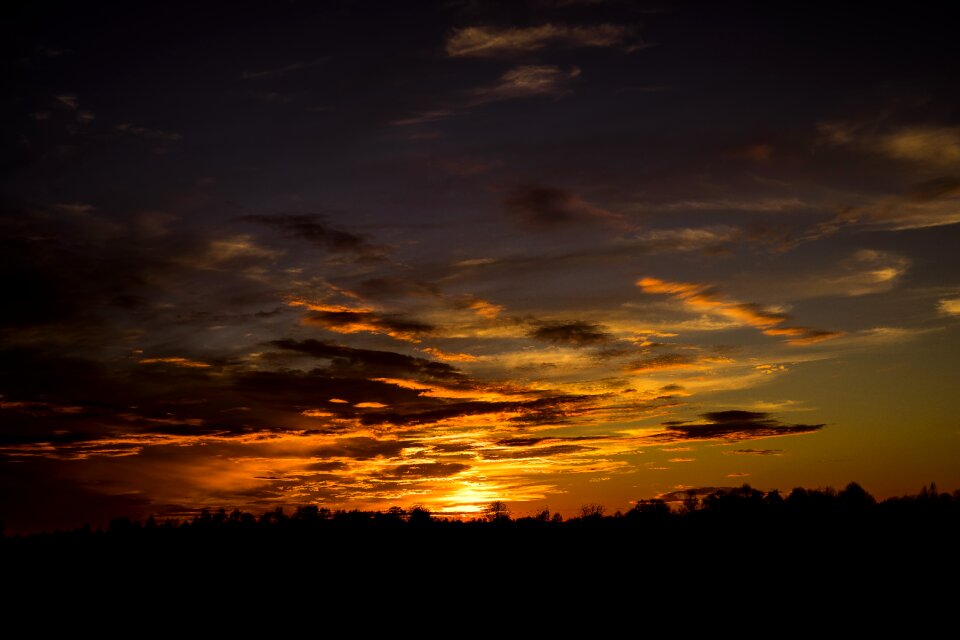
[485, 501, 511, 522]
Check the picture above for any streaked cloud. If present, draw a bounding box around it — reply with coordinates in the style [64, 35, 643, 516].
[291, 301, 435, 342]
[939, 297, 960, 316]
[819, 122, 960, 166]
[421, 347, 478, 362]
[241, 214, 389, 259]
[115, 122, 182, 145]
[724, 449, 784, 456]
[811, 177, 960, 235]
[446, 23, 639, 58]
[654, 411, 825, 443]
[55, 94, 79, 109]
[637, 277, 842, 345]
[627, 353, 732, 372]
[138, 357, 212, 369]
[470, 65, 581, 104]
[826, 250, 909, 296]
[504, 184, 626, 229]
[529, 321, 613, 347]
[621, 226, 741, 253]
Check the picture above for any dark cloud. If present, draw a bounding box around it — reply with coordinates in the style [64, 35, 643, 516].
[302, 309, 435, 341]
[504, 185, 622, 229]
[303, 460, 348, 471]
[629, 354, 699, 372]
[241, 214, 388, 258]
[360, 394, 590, 427]
[725, 449, 784, 456]
[656, 411, 824, 442]
[907, 177, 960, 202]
[310, 437, 414, 460]
[657, 487, 735, 503]
[494, 435, 597, 448]
[271, 339, 461, 381]
[377, 462, 470, 479]
[529, 321, 612, 347]
[482, 444, 593, 459]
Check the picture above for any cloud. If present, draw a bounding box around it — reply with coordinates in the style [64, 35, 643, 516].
[627, 353, 731, 372]
[819, 122, 960, 166]
[637, 277, 842, 345]
[939, 297, 960, 316]
[270, 339, 463, 381]
[115, 123, 182, 148]
[621, 226, 742, 253]
[421, 347, 478, 362]
[184, 234, 283, 269]
[823, 250, 910, 296]
[377, 462, 470, 479]
[482, 444, 593, 459]
[655, 411, 824, 442]
[529, 321, 612, 347]
[55, 94, 79, 109]
[241, 214, 389, 259]
[291, 302, 436, 343]
[811, 177, 960, 235]
[139, 357, 212, 369]
[445, 23, 638, 58]
[358, 393, 589, 428]
[724, 449, 784, 456]
[390, 65, 580, 127]
[242, 58, 327, 79]
[504, 184, 625, 229]
[310, 437, 414, 460]
[470, 65, 581, 104]
[879, 128, 960, 166]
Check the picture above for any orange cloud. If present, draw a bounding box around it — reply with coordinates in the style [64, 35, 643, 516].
[637, 277, 842, 345]
[468, 299, 503, 319]
[138, 357, 211, 368]
[421, 347, 478, 362]
[288, 298, 432, 343]
[627, 353, 732, 373]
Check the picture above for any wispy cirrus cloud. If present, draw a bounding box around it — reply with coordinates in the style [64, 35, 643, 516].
[288, 300, 436, 343]
[469, 65, 581, 103]
[445, 23, 640, 58]
[810, 177, 960, 236]
[637, 277, 842, 345]
[819, 121, 960, 166]
[390, 65, 580, 126]
[627, 353, 732, 373]
[939, 297, 960, 316]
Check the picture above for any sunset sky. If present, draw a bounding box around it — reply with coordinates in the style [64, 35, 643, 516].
[2, 1, 959, 532]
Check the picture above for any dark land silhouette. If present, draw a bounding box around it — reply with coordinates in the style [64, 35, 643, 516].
[4, 482, 959, 615]
[4, 483, 959, 565]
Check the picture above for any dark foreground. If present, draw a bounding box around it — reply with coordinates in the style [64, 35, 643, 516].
[3, 483, 958, 612]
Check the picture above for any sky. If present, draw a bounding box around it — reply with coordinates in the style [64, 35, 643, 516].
[2, 0, 959, 532]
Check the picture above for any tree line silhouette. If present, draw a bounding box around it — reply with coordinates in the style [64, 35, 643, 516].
[3, 482, 958, 543]
[4, 482, 959, 596]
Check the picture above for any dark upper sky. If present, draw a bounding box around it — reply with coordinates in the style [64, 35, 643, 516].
[2, 0, 959, 532]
